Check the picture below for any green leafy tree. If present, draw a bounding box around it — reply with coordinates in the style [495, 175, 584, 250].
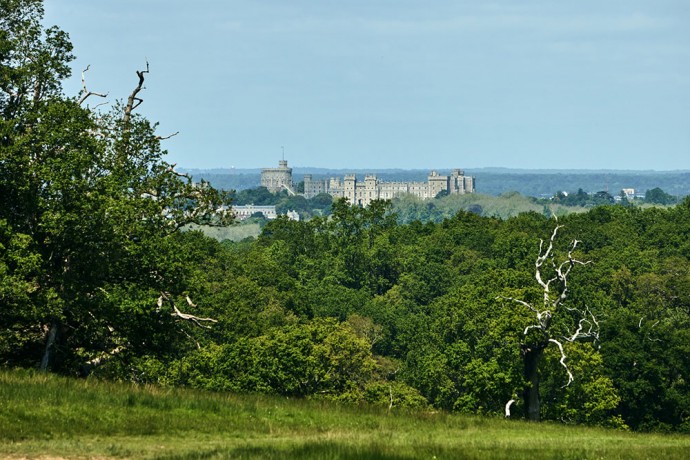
[0, 0, 232, 372]
[232, 186, 278, 206]
[592, 191, 615, 206]
[162, 319, 377, 400]
[644, 187, 676, 205]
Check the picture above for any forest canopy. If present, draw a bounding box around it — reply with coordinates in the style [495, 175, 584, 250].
[2, 0, 689, 432]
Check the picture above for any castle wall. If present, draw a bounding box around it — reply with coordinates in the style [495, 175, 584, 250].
[261, 160, 475, 206]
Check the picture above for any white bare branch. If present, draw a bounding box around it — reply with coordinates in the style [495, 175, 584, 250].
[548, 338, 574, 387]
[166, 164, 193, 180]
[524, 324, 542, 336]
[498, 295, 539, 314]
[563, 307, 600, 344]
[505, 399, 516, 418]
[535, 225, 562, 295]
[156, 131, 179, 140]
[78, 65, 108, 106]
[158, 291, 217, 329]
[84, 346, 125, 368]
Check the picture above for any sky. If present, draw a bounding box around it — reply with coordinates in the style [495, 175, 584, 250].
[43, 1, 690, 171]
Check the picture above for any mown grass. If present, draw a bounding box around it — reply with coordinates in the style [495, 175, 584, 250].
[1, 368, 688, 459]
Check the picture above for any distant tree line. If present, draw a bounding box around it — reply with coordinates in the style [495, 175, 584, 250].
[224, 183, 680, 227]
[549, 187, 677, 206]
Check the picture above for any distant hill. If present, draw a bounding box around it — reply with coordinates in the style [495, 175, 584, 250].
[183, 167, 690, 198]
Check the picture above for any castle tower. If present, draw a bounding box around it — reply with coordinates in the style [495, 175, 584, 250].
[362, 175, 378, 207]
[343, 174, 357, 204]
[303, 174, 326, 198]
[427, 170, 450, 198]
[261, 160, 294, 194]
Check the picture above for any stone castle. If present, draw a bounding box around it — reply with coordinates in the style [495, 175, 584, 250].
[261, 160, 476, 207]
[260, 160, 297, 195]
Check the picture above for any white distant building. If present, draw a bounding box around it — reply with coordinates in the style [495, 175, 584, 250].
[232, 205, 277, 220]
[232, 205, 299, 221]
[286, 210, 300, 221]
[621, 188, 635, 199]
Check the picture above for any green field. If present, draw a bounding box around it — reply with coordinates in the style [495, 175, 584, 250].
[1, 369, 688, 459]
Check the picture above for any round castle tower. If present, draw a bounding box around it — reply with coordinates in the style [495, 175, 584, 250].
[261, 160, 294, 194]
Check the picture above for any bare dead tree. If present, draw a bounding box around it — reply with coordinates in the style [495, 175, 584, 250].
[77, 65, 108, 106]
[123, 60, 149, 125]
[499, 222, 594, 421]
[157, 291, 218, 328]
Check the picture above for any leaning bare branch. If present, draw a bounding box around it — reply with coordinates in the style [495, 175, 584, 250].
[158, 291, 217, 329]
[78, 65, 108, 105]
[166, 164, 192, 180]
[498, 296, 539, 314]
[123, 60, 150, 124]
[156, 131, 180, 140]
[566, 318, 589, 342]
[92, 100, 109, 110]
[172, 305, 218, 329]
[549, 338, 574, 387]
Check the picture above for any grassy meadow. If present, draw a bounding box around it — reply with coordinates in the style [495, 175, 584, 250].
[1, 369, 689, 459]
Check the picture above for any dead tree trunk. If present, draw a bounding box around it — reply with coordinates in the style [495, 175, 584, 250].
[40, 321, 59, 371]
[523, 345, 545, 421]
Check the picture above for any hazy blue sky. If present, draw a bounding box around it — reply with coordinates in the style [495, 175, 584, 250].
[44, 1, 689, 171]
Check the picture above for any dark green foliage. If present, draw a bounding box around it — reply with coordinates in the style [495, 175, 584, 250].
[553, 188, 590, 206]
[644, 187, 677, 205]
[0, 0, 231, 372]
[233, 186, 278, 205]
[146, 319, 378, 399]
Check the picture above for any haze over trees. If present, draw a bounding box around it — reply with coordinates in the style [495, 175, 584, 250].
[191, 168, 690, 199]
[2, 0, 689, 433]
